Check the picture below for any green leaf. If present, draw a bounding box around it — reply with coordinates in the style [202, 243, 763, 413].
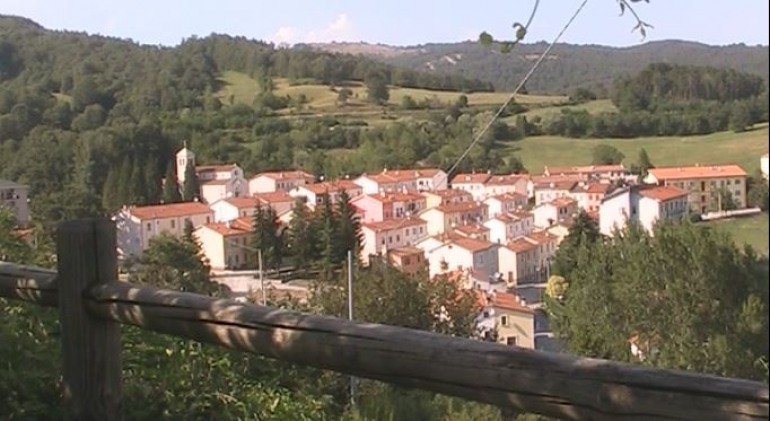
[478, 31, 494, 46]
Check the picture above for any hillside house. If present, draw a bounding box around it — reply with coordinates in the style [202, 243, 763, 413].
[248, 170, 315, 194]
[762, 153, 769, 180]
[210, 191, 296, 222]
[385, 246, 428, 275]
[533, 179, 579, 205]
[484, 192, 529, 217]
[360, 218, 428, 265]
[543, 164, 629, 181]
[419, 201, 489, 236]
[353, 168, 447, 194]
[422, 189, 474, 209]
[498, 231, 558, 286]
[350, 191, 427, 223]
[194, 217, 254, 270]
[0, 179, 29, 227]
[289, 180, 362, 206]
[483, 211, 535, 245]
[451, 172, 530, 201]
[476, 291, 535, 349]
[568, 181, 616, 213]
[417, 236, 499, 279]
[115, 202, 214, 257]
[533, 197, 578, 228]
[599, 185, 689, 236]
[644, 165, 747, 213]
[450, 223, 491, 242]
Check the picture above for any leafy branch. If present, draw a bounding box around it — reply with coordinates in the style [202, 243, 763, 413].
[479, 0, 654, 53]
[618, 0, 654, 39]
[479, 0, 540, 53]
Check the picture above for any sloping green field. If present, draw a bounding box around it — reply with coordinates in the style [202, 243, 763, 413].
[504, 125, 769, 175]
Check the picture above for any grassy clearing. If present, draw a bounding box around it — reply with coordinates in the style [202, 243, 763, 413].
[215, 70, 261, 105]
[219, 71, 564, 116]
[707, 213, 769, 254]
[503, 99, 617, 123]
[503, 125, 769, 174]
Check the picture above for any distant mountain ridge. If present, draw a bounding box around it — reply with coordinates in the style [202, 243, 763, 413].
[305, 40, 770, 94]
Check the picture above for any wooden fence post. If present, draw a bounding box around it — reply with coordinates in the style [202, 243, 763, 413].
[57, 218, 123, 421]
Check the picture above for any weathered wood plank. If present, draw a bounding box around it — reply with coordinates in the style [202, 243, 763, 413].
[86, 281, 769, 421]
[57, 219, 123, 421]
[0, 262, 58, 306]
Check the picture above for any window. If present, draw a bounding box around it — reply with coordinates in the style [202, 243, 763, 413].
[146, 223, 152, 232]
[500, 315, 509, 326]
[171, 220, 176, 229]
[506, 337, 517, 346]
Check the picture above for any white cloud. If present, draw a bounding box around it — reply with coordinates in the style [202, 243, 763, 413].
[270, 13, 354, 45]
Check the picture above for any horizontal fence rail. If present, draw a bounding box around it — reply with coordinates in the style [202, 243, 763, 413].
[1, 218, 769, 421]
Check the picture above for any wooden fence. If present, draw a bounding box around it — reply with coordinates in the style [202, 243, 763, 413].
[0, 218, 768, 421]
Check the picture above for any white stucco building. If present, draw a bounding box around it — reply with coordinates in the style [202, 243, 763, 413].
[599, 185, 689, 236]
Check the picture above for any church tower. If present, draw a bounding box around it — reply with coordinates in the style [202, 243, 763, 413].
[176, 142, 195, 184]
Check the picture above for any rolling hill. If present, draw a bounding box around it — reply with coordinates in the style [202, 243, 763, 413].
[304, 40, 770, 94]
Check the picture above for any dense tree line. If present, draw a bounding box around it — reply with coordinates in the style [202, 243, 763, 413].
[371, 40, 769, 94]
[611, 63, 765, 111]
[548, 212, 769, 382]
[252, 193, 364, 275]
[529, 63, 769, 139]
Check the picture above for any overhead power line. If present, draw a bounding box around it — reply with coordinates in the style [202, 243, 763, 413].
[441, 0, 591, 184]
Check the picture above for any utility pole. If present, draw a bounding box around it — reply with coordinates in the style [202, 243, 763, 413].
[258, 249, 266, 305]
[347, 249, 357, 407]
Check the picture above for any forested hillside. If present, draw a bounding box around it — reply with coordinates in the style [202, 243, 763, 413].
[307, 40, 770, 93]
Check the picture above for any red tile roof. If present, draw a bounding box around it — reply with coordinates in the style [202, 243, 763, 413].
[506, 237, 538, 253]
[365, 191, 426, 204]
[452, 223, 490, 236]
[251, 170, 314, 181]
[551, 197, 578, 208]
[638, 185, 688, 202]
[130, 202, 212, 220]
[484, 174, 528, 186]
[424, 189, 473, 198]
[451, 237, 496, 253]
[387, 246, 424, 257]
[362, 217, 426, 233]
[223, 197, 259, 209]
[253, 191, 295, 204]
[487, 192, 527, 202]
[364, 168, 443, 183]
[434, 201, 487, 214]
[527, 230, 558, 244]
[647, 165, 747, 180]
[451, 172, 491, 184]
[485, 291, 534, 314]
[201, 217, 253, 236]
[545, 164, 626, 176]
[302, 180, 361, 195]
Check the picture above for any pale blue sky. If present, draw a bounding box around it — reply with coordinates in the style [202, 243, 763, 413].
[2, 0, 768, 47]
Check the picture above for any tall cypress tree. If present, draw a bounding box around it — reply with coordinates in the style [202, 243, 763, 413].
[129, 158, 147, 205]
[251, 205, 282, 270]
[66, 138, 101, 218]
[182, 161, 199, 202]
[101, 167, 121, 212]
[161, 161, 182, 204]
[335, 189, 362, 263]
[116, 158, 133, 208]
[144, 160, 161, 205]
[318, 195, 339, 272]
[288, 198, 316, 269]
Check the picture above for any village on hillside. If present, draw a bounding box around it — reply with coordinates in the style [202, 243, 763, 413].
[6, 145, 765, 354]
